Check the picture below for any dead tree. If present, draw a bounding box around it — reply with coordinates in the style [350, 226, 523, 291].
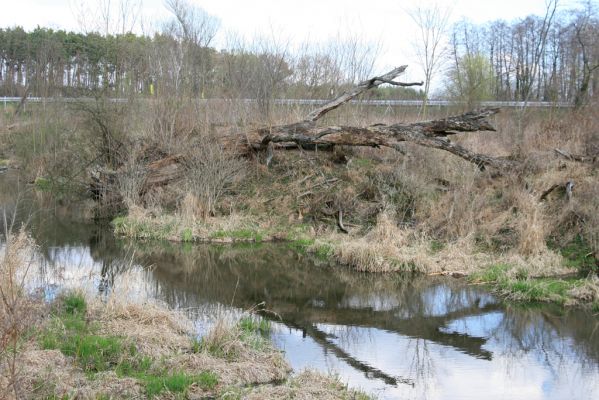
[241, 65, 515, 171]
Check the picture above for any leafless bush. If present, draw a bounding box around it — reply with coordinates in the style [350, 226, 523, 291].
[0, 226, 39, 399]
[75, 98, 131, 169]
[372, 155, 439, 225]
[181, 136, 246, 219]
[117, 146, 147, 209]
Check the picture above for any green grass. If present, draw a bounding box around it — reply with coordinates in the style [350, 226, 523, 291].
[115, 355, 153, 376]
[63, 292, 87, 315]
[210, 229, 264, 242]
[470, 263, 512, 283]
[469, 264, 585, 305]
[238, 316, 271, 335]
[498, 278, 579, 304]
[287, 238, 315, 254]
[286, 238, 336, 261]
[116, 354, 218, 398]
[112, 215, 175, 240]
[112, 215, 127, 228]
[115, 355, 218, 397]
[144, 371, 218, 398]
[64, 334, 123, 372]
[40, 294, 124, 373]
[559, 235, 597, 274]
[313, 242, 335, 260]
[237, 317, 272, 352]
[41, 291, 220, 397]
[181, 227, 193, 242]
[34, 177, 52, 191]
[430, 240, 445, 254]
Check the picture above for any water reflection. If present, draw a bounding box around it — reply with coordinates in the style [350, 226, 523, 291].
[1, 172, 599, 399]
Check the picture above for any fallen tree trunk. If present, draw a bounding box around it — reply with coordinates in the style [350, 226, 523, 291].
[235, 66, 515, 170]
[252, 108, 515, 170]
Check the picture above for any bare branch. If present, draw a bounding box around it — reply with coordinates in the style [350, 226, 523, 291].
[306, 65, 408, 122]
[372, 78, 424, 87]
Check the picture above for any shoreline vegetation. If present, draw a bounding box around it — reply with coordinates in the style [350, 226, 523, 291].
[0, 231, 372, 399]
[111, 208, 599, 310]
[15, 294, 371, 399]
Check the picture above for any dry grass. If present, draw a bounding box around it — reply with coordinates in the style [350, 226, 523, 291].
[0, 229, 359, 398]
[114, 205, 277, 243]
[331, 211, 570, 277]
[1, 348, 89, 399]
[110, 107, 599, 294]
[566, 275, 599, 306]
[332, 212, 484, 274]
[0, 229, 45, 400]
[239, 370, 372, 400]
[93, 300, 193, 359]
[2, 289, 291, 399]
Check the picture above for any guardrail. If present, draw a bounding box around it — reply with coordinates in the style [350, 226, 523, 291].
[1, 96, 574, 108]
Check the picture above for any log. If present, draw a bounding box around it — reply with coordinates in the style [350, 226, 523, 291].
[143, 154, 184, 189]
[539, 180, 575, 202]
[254, 108, 515, 170]
[305, 65, 413, 122]
[248, 66, 514, 170]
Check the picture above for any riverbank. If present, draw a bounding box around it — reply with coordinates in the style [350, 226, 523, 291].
[112, 209, 599, 310]
[0, 233, 372, 399]
[3, 294, 371, 399]
[5, 99, 599, 311]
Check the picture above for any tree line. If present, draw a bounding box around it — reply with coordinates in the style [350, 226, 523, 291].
[0, 26, 412, 102]
[446, 1, 599, 106]
[1, 0, 597, 106]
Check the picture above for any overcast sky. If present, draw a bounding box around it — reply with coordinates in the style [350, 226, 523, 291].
[0, 0, 585, 85]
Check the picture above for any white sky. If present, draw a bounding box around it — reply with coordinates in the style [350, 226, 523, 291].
[0, 0, 586, 85]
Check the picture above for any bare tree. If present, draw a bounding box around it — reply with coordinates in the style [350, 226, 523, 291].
[517, 0, 559, 101]
[572, 0, 599, 107]
[164, 0, 219, 48]
[408, 2, 452, 116]
[164, 0, 220, 98]
[72, 0, 142, 34]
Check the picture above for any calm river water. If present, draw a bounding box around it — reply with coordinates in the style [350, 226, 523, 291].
[1, 171, 598, 400]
